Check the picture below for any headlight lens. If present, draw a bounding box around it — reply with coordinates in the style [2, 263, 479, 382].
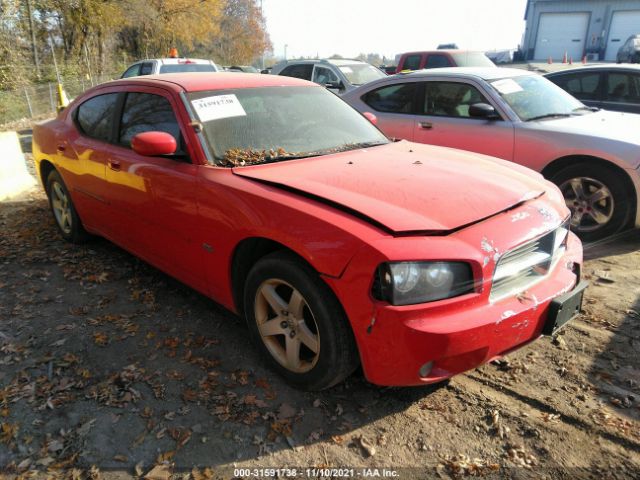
[375, 261, 474, 306]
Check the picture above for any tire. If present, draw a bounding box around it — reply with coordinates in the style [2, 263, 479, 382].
[550, 163, 633, 242]
[243, 251, 359, 390]
[46, 170, 91, 244]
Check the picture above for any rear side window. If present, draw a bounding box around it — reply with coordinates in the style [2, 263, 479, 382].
[75, 93, 119, 141]
[362, 83, 417, 113]
[119, 93, 181, 148]
[279, 64, 313, 80]
[402, 55, 422, 71]
[425, 55, 451, 69]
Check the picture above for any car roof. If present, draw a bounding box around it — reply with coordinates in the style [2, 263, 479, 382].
[545, 64, 640, 76]
[399, 67, 533, 81]
[130, 58, 214, 65]
[99, 72, 316, 92]
[275, 58, 368, 66]
[399, 50, 483, 56]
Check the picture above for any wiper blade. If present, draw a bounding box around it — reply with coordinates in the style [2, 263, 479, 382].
[572, 106, 599, 112]
[526, 113, 574, 122]
[334, 141, 389, 153]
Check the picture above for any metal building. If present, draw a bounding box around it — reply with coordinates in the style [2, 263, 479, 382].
[522, 0, 640, 61]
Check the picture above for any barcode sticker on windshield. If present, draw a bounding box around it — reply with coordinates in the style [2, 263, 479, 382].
[192, 94, 246, 122]
[492, 79, 523, 95]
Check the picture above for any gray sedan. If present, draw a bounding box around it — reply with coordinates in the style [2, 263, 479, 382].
[342, 67, 640, 241]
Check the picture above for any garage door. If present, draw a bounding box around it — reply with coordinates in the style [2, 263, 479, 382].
[534, 12, 589, 61]
[605, 10, 640, 61]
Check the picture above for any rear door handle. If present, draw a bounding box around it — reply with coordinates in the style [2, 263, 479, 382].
[419, 121, 433, 130]
[56, 144, 66, 152]
[108, 159, 121, 171]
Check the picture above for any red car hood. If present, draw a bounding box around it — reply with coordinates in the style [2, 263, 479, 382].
[233, 142, 547, 233]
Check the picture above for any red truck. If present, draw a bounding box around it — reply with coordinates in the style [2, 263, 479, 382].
[395, 50, 495, 73]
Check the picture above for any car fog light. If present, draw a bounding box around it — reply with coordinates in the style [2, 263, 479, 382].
[419, 361, 434, 378]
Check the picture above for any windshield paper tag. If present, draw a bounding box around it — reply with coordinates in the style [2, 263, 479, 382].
[492, 79, 523, 95]
[192, 94, 246, 122]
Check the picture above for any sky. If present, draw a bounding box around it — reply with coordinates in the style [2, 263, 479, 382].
[262, 0, 529, 61]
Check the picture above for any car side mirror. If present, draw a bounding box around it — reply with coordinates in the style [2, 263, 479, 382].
[131, 131, 177, 157]
[362, 112, 378, 125]
[326, 81, 343, 90]
[469, 103, 500, 120]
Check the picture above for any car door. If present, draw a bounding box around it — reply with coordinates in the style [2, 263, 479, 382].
[550, 71, 604, 109]
[359, 81, 419, 140]
[65, 91, 122, 235]
[412, 80, 514, 160]
[103, 87, 205, 290]
[602, 71, 640, 113]
[312, 65, 342, 92]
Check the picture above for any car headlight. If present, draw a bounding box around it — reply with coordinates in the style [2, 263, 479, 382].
[373, 261, 474, 306]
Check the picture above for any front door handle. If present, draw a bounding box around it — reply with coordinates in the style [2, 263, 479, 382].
[108, 159, 121, 171]
[419, 121, 433, 130]
[56, 144, 66, 152]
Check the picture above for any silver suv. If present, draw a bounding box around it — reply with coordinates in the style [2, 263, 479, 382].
[271, 58, 386, 94]
[121, 58, 219, 78]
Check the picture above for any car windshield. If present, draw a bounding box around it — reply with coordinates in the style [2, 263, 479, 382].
[489, 74, 587, 121]
[188, 86, 389, 167]
[159, 63, 216, 73]
[450, 52, 496, 67]
[338, 64, 386, 85]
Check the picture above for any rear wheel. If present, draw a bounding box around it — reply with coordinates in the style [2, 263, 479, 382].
[550, 163, 633, 242]
[243, 251, 359, 390]
[46, 170, 91, 244]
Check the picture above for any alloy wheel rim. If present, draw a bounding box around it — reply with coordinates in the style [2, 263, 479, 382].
[559, 176, 614, 233]
[254, 278, 320, 373]
[51, 181, 72, 234]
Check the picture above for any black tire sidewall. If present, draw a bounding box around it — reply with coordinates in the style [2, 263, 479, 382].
[550, 163, 632, 241]
[46, 170, 89, 244]
[243, 252, 358, 390]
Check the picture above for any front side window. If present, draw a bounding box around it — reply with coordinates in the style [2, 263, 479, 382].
[402, 55, 422, 71]
[607, 73, 640, 102]
[279, 64, 313, 80]
[422, 82, 489, 117]
[119, 93, 181, 149]
[558, 72, 601, 100]
[140, 62, 154, 75]
[188, 86, 388, 167]
[75, 93, 119, 141]
[489, 74, 585, 121]
[362, 83, 416, 113]
[425, 55, 451, 69]
[312, 66, 339, 85]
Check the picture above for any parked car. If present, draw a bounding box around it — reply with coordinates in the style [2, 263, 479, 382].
[121, 57, 219, 78]
[545, 65, 640, 114]
[395, 50, 495, 73]
[379, 65, 397, 75]
[227, 65, 260, 73]
[616, 34, 640, 63]
[342, 67, 640, 241]
[33, 73, 584, 390]
[271, 58, 386, 94]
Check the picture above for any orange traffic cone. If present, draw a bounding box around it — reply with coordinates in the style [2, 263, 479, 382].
[562, 51, 568, 63]
[582, 55, 587, 64]
[569, 57, 573, 65]
[548, 56, 553, 64]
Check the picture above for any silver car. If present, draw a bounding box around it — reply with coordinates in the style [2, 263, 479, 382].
[342, 67, 640, 241]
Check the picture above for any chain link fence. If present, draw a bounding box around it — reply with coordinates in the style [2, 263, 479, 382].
[0, 73, 117, 126]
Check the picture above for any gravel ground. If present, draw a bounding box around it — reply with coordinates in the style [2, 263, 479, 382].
[0, 155, 639, 479]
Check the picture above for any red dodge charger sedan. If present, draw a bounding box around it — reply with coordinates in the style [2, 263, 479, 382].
[33, 73, 585, 390]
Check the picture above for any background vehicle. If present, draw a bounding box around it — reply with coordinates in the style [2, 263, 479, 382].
[616, 34, 640, 63]
[32, 73, 583, 390]
[395, 50, 495, 73]
[227, 65, 260, 73]
[545, 65, 640, 114]
[121, 57, 219, 78]
[271, 58, 386, 94]
[343, 67, 640, 241]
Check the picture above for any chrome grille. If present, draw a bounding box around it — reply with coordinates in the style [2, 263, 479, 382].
[490, 221, 569, 302]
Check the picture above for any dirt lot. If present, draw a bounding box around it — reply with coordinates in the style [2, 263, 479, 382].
[1, 156, 639, 479]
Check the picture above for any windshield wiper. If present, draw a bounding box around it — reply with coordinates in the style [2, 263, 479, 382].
[572, 106, 599, 113]
[333, 141, 389, 153]
[526, 113, 574, 122]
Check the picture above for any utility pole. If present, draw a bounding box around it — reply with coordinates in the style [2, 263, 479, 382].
[26, 0, 41, 79]
[260, 0, 265, 70]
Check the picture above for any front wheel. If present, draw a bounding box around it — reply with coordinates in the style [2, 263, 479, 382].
[551, 164, 633, 242]
[243, 251, 359, 390]
[46, 170, 91, 244]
